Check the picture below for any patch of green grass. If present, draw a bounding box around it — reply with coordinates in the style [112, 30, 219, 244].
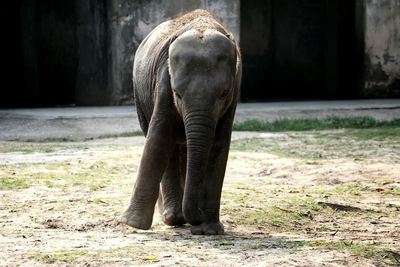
[249, 240, 306, 250]
[384, 187, 400, 196]
[90, 197, 109, 204]
[0, 141, 90, 153]
[30, 244, 180, 265]
[222, 191, 320, 229]
[230, 137, 281, 153]
[233, 117, 400, 132]
[44, 180, 58, 188]
[0, 143, 61, 153]
[222, 180, 394, 232]
[331, 183, 363, 197]
[97, 131, 144, 139]
[309, 181, 400, 198]
[230, 137, 327, 159]
[308, 241, 400, 265]
[348, 128, 400, 141]
[0, 177, 30, 190]
[0, 155, 136, 191]
[230, 127, 400, 161]
[30, 250, 94, 264]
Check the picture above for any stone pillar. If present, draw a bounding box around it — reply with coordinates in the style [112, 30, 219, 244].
[363, 0, 400, 97]
[75, 0, 109, 106]
[108, 0, 136, 105]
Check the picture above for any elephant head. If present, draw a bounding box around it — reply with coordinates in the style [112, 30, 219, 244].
[168, 29, 239, 224]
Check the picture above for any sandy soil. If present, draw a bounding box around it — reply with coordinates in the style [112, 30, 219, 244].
[0, 131, 399, 266]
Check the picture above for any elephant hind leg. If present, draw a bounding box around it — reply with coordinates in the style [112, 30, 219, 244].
[159, 146, 186, 226]
[135, 102, 149, 136]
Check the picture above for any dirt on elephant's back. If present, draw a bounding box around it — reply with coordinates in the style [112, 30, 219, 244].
[168, 9, 228, 39]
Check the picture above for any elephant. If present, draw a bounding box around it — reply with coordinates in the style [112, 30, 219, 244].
[121, 9, 242, 235]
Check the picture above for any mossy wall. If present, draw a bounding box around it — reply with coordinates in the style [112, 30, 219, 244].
[363, 0, 400, 97]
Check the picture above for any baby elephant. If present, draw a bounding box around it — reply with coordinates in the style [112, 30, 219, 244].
[121, 9, 242, 235]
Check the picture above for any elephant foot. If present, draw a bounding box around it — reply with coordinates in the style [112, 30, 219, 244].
[120, 206, 153, 230]
[190, 221, 224, 235]
[162, 208, 186, 226]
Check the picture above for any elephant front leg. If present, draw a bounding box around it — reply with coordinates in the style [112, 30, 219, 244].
[190, 145, 228, 235]
[158, 146, 186, 226]
[121, 122, 176, 230]
[191, 112, 235, 235]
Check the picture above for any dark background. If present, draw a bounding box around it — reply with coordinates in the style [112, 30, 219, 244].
[240, 0, 361, 101]
[3, 0, 396, 107]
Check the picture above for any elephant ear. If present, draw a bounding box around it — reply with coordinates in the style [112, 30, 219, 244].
[230, 33, 242, 96]
[234, 45, 242, 77]
[224, 32, 242, 79]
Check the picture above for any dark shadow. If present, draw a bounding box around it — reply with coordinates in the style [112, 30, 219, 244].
[139, 224, 306, 252]
[3, 0, 77, 108]
[240, 0, 359, 102]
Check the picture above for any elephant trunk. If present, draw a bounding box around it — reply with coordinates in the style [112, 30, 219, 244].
[182, 110, 216, 225]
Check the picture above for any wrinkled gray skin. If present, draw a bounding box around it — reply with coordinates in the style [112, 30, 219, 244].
[121, 10, 241, 235]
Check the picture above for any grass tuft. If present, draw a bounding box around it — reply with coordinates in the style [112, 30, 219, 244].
[30, 250, 93, 264]
[0, 177, 30, 190]
[308, 241, 400, 265]
[96, 131, 144, 139]
[233, 117, 400, 132]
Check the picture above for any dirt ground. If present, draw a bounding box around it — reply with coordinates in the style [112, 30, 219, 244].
[0, 129, 399, 266]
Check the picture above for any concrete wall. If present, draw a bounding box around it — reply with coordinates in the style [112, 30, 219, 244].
[109, 0, 240, 105]
[364, 0, 400, 97]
